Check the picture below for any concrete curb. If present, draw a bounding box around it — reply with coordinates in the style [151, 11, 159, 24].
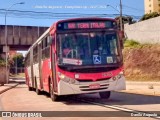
[120, 90, 160, 96]
[0, 84, 19, 95]
[126, 81, 160, 86]
[121, 82, 160, 96]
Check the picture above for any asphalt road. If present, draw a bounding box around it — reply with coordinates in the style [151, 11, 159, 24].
[0, 79, 159, 120]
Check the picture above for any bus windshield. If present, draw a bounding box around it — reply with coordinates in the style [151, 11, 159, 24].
[57, 32, 119, 66]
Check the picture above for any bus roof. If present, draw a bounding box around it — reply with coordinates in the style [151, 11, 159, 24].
[25, 27, 50, 56]
[50, 17, 116, 31]
[58, 17, 115, 23]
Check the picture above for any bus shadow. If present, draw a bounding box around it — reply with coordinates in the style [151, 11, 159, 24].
[74, 92, 160, 105]
[60, 92, 160, 106]
[33, 88, 160, 106]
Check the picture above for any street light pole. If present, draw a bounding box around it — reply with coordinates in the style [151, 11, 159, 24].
[107, 0, 123, 31]
[120, 0, 123, 31]
[5, 2, 25, 83]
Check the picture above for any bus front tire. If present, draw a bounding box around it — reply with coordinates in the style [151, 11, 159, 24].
[99, 91, 111, 99]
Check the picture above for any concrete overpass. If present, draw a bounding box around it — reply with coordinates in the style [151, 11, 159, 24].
[0, 25, 48, 53]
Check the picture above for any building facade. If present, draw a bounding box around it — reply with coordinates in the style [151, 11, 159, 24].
[145, 0, 160, 14]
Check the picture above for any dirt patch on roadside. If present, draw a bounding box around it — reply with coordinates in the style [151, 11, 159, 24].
[123, 45, 160, 81]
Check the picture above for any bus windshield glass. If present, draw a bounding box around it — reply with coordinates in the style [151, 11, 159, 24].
[57, 32, 119, 66]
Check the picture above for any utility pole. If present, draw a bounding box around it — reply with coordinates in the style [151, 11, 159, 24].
[5, 2, 25, 83]
[15, 56, 17, 75]
[107, 0, 123, 31]
[120, 0, 123, 31]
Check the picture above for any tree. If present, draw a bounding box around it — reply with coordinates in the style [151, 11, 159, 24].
[12, 54, 24, 68]
[115, 16, 135, 30]
[140, 12, 160, 21]
[0, 55, 14, 67]
[10, 53, 24, 74]
[115, 16, 134, 24]
[0, 57, 5, 67]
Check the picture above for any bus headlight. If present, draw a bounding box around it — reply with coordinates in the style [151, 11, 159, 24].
[119, 71, 124, 75]
[117, 74, 121, 79]
[117, 71, 124, 79]
[115, 72, 123, 80]
[58, 72, 75, 83]
[112, 74, 122, 81]
[112, 76, 117, 81]
[60, 74, 65, 79]
[58, 72, 65, 79]
[58, 72, 69, 82]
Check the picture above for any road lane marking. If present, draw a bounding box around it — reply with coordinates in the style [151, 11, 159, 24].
[74, 97, 160, 119]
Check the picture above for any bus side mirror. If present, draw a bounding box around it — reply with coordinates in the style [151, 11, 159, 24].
[49, 36, 53, 45]
[48, 36, 54, 45]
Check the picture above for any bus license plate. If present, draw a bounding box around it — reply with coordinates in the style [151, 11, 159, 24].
[89, 84, 100, 89]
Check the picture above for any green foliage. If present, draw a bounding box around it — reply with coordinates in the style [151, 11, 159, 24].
[140, 12, 160, 21]
[115, 16, 134, 24]
[12, 54, 24, 68]
[124, 40, 141, 48]
[0, 59, 5, 67]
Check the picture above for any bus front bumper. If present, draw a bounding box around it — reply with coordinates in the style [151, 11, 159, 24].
[57, 75, 126, 95]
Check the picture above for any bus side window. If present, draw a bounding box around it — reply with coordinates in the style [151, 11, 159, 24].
[33, 45, 38, 63]
[42, 35, 51, 60]
[45, 36, 51, 58]
[25, 52, 30, 67]
[42, 38, 46, 59]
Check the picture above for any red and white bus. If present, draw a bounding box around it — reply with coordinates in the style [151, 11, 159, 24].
[25, 18, 126, 101]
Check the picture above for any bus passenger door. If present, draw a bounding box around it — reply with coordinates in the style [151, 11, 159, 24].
[51, 35, 58, 92]
[38, 41, 43, 90]
[30, 48, 35, 88]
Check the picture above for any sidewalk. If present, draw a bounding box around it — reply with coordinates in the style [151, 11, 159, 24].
[0, 77, 25, 95]
[122, 81, 160, 96]
[0, 83, 19, 95]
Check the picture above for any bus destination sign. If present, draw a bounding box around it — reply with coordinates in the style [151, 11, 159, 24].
[57, 21, 116, 30]
[67, 22, 106, 29]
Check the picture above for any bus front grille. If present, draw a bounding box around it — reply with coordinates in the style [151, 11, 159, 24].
[77, 78, 110, 82]
[80, 87, 108, 91]
[79, 84, 109, 91]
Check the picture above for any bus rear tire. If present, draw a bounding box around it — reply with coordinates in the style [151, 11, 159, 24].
[1, 83, 4, 86]
[99, 91, 111, 99]
[28, 86, 33, 91]
[50, 82, 59, 101]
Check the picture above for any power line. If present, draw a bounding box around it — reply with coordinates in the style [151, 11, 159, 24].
[0, 9, 142, 20]
[122, 4, 144, 12]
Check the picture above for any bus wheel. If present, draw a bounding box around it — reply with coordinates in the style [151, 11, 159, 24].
[28, 86, 33, 91]
[50, 82, 59, 101]
[99, 91, 111, 99]
[35, 80, 41, 95]
[1, 83, 4, 86]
